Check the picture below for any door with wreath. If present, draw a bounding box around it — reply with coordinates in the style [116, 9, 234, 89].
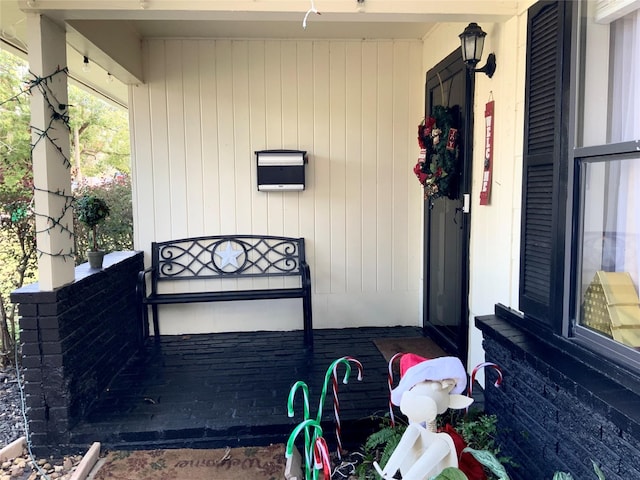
[418, 49, 473, 362]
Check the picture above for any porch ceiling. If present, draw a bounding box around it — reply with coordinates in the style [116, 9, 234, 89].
[2, 0, 519, 107]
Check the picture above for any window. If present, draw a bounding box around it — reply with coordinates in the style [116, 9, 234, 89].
[520, 0, 640, 368]
[573, 3, 640, 365]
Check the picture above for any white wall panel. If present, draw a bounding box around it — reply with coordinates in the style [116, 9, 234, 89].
[312, 41, 332, 296]
[165, 41, 188, 238]
[297, 41, 316, 272]
[132, 38, 423, 334]
[392, 41, 410, 292]
[232, 41, 253, 236]
[345, 42, 363, 293]
[264, 40, 285, 236]
[406, 41, 424, 294]
[148, 41, 171, 243]
[376, 42, 394, 293]
[183, 42, 205, 236]
[282, 41, 301, 241]
[329, 42, 347, 294]
[361, 42, 379, 294]
[199, 41, 222, 235]
[248, 41, 268, 235]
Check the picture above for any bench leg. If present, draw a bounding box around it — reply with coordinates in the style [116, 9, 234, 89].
[303, 292, 313, 347]
[151, 304, 160, 338]
[140, 302, 149, 341]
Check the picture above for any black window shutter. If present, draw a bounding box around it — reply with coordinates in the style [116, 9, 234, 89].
[519, 0, 571, 328]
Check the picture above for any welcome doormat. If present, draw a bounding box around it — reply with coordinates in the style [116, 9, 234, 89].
[90, 444, 286, 480]
[373, 336, 448, 363]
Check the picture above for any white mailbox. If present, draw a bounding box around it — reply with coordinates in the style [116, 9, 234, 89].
[256, 150, 307, 191]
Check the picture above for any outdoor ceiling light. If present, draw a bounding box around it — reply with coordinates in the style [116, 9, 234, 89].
[82, 56, 91, 73]
[459, 22, 496, 78]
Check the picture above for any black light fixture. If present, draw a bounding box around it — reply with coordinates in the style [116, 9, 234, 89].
[459, 23, 496, 78]
[82, 56, 91, 73]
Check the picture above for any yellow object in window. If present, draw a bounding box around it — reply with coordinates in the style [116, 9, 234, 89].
[582, 271, 640, 348]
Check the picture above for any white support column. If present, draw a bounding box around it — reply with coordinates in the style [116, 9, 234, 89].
[28, 13, 75, 290]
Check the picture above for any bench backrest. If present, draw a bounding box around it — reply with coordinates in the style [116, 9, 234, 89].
[151, 235, 306, 282]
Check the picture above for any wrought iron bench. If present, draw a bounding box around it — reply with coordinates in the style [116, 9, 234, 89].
[137, 235, 313, 346]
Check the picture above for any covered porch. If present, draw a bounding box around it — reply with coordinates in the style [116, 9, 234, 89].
[12, 252, 461, 455]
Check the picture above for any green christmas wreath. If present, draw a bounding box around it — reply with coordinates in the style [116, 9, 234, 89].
[413, 105, 460, 199]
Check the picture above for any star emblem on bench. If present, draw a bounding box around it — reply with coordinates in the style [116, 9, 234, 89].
[215, 241, 243, 268]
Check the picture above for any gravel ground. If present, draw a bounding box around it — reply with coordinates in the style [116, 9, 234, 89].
[0, 366, 83, 480]
[0, 366, 24, 449]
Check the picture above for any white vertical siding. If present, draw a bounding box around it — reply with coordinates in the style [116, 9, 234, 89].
[131, 38, 424, 334]
[345, 42, 363, 294]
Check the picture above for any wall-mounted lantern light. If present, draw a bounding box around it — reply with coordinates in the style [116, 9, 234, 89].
[459, 23, 496, 78]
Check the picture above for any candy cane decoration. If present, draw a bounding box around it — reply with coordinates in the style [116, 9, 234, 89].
[313, 437, 332, 480]
[387, 352, 405, 426]
[286, 357, 363, 479]
[331, 368, 342, 458]
[287, 381, 312, 472]
[467, 362, 503, 413]
[330, 357, 364, 459]
[286, 418, 324, 480]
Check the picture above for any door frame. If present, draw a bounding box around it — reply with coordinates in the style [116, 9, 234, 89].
[422, 48, 474, 364]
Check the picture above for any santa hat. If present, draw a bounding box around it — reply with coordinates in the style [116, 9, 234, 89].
[390, 354, 467, 406]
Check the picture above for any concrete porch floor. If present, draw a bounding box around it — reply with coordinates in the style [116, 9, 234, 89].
[68, 326, 440, 452]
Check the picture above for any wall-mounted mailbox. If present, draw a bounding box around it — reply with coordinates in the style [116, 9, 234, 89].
[256, 149, 307, 191]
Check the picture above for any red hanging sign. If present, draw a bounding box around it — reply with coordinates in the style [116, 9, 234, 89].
[480, 100, 494, 206]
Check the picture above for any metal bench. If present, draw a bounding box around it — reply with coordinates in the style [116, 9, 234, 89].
[137, 235, 313, 346]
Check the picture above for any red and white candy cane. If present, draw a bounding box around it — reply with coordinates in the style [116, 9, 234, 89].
[331, 369, 342, 458]
[387, 352, 405, 427]
[331, 357, 363, 460]
[313, 436, 332, 480]
[467, 362, 503, 412]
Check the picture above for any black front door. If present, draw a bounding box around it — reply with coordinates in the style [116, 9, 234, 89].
[423, 49, 473, 363]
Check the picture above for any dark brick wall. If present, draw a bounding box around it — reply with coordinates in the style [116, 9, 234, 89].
[11, 251, 144, 453]
[476, 313, 640, 480]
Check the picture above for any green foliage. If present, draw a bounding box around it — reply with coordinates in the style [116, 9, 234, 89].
[353, 407, 606, 480]
[74, 176, 133, 261]
[0, 51, 36, 364]
[0, 49, 132, 364]
[355, 416, 406, 480]
[416, 104, 460, 199]
[76, 194, 110, 229]
[455, 411, 499, 452]
[553, 461, 605, 480]
[592, 460, 605, 480]
[68, 85, 130, 178]
[75, 193, 110, 251]
[431, 467, 469, 480]
[553, 473, 574, 480]
[464, 447, 510, 480]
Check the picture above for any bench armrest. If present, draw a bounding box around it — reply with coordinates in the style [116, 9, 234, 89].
[137, 266, 156, 301]
[300, 261, 311, 290]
